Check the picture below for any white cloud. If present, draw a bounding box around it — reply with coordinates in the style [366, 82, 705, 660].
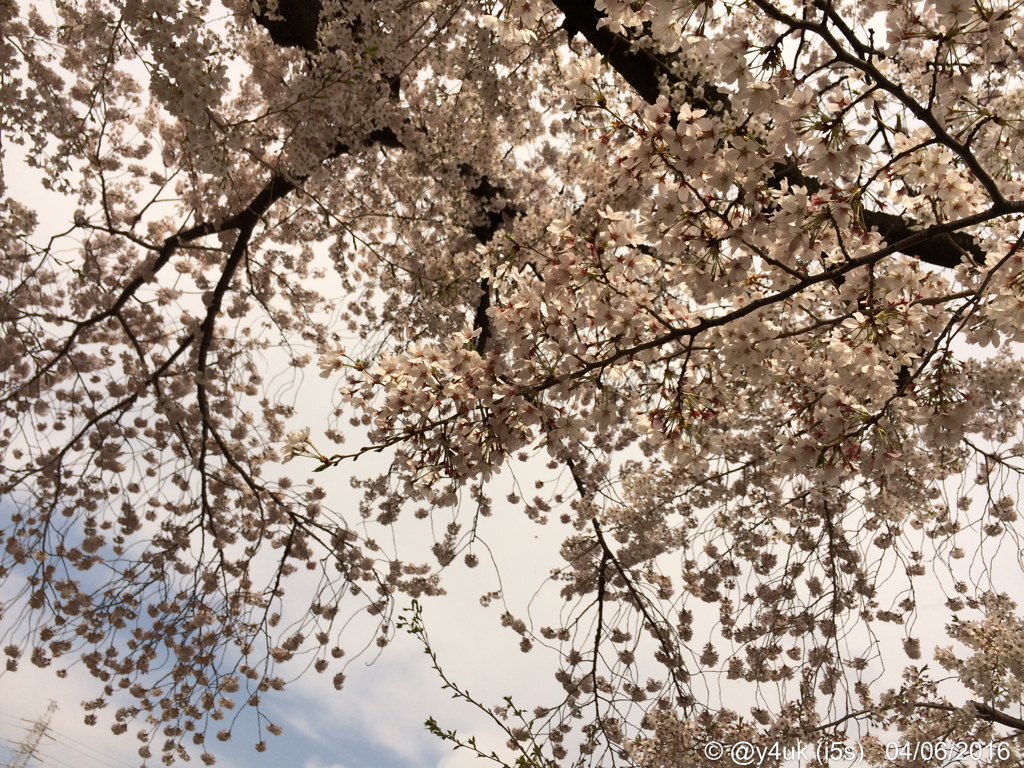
[304, 759, 348, 768]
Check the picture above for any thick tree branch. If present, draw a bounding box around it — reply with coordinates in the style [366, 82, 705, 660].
[972, 702, 1024, 732]
[473, 278, 492, 354]
[911, 701, 1024, 732]
[553, 0, 726, 111]
[254, 0, 322, 50]
[550, 0, 988, 269]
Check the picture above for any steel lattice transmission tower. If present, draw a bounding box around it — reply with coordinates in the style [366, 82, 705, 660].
[5, 701, 57, 768]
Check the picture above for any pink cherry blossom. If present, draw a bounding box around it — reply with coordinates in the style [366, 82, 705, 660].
[3, 0, 1024, 764]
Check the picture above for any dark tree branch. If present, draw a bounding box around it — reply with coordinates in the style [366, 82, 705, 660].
[253, 0, 401, 100]
[458, 165, 519, 353]
[550, 0, 988, 268]
[972, 701, 1024, 732]
[473, 278, 491, 354]
[254, 0, 322, 50]
[907, 701, 1024, 732]
[553, 0, 726, 111]
[592, 519, 691, 709]
[860, 210, 981, 268]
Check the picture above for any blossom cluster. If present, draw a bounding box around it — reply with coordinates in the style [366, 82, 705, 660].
[4, 0, 1024, 764]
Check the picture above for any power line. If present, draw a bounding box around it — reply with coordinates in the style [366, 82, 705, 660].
[43, 732, 136, 768]
[4, 701, 57, 768]
[0, 710, 135, 768]
[28, 748, 79, 768]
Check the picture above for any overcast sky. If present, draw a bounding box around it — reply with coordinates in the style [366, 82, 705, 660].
[0, 442, 572, 768]
[0, 90, 573, 766]
[7, 3, 1024, 765]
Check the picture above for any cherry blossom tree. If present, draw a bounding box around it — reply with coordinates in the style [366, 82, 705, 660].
[4, 0, 1024, 764]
